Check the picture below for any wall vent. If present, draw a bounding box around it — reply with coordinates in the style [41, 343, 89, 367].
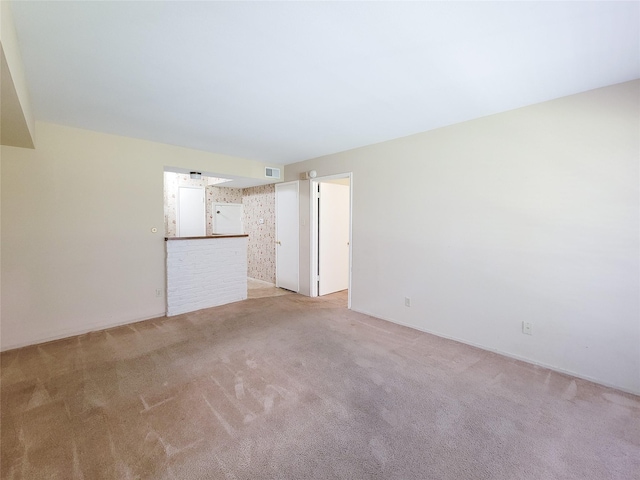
[265, 167, 281, 179]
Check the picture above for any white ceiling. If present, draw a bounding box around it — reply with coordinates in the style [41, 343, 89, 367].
[10, 1, 640, 165]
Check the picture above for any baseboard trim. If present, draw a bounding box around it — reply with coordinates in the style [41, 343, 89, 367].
[247, 277, 276, 287]
[0, 312, 167, 353]
[350, 307, 640, 397]
[4, 303, 637, 396]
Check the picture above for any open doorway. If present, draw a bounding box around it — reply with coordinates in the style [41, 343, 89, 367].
[163, 169, 236, 238]
[310, 173, 352, 308]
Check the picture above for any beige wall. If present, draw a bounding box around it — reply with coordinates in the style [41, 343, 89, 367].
[285, 80, 640, 394]
[0, 121, 282, 350]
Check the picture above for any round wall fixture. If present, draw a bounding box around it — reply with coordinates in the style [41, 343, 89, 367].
[309, 170, 317, 178]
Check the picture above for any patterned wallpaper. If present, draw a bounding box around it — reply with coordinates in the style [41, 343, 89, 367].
[164, 172, 276, 284]
[242, 184, 276, 284]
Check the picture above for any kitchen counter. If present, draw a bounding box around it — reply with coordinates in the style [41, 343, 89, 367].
[165, 235, 248, 316]
[165, 234, 248, 241]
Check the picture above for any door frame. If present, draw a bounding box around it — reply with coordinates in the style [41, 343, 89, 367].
[310, 173, 353, 308]
[275, 181, 300, 292]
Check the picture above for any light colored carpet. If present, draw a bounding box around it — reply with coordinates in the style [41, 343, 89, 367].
[1, 291, 639, 479]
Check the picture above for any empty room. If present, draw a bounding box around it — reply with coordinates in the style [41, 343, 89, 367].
[1, 1, 639, 479]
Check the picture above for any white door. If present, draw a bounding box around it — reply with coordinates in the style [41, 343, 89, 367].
[318, 182, 350, 295]
[214, 204, 243, 234]
[178, 186, 205, 237]
[275, 182, 299, 292]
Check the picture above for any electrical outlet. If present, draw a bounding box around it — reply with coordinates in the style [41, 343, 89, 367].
[405, 297, 411, 307]
[155, 288, 163, 298]
[522, 321, 532, 335]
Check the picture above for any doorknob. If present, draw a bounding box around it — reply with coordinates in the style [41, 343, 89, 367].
[276, 241, 281, 245]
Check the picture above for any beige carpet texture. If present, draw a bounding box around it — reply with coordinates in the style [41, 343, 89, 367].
[1, 292, 639, 479]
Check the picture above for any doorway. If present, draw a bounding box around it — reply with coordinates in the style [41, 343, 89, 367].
[311, 173, 352, 308]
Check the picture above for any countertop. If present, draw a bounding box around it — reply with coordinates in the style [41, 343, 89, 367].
[165, 234, 248, 241]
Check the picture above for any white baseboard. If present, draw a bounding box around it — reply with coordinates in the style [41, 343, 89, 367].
[247, 277, 276, 287]
[350, 307, 640, 397]
[0, 312, 167, 352]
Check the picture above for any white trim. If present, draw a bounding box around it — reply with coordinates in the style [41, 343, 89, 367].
[350, 307, 640, 397]
[0, 311, 167, 353]
[310, 172, 353, 309]
[275, 181, 300, 292]
[247, 277, 276, 288]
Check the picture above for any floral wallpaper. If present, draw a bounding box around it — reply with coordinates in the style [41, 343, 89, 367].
[164, 172, 276, 284]
[242, 184, 276, 284]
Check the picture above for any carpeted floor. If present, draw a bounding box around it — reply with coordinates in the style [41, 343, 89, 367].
[1, 292, 639, 479]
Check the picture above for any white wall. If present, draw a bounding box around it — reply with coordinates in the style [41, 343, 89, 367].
[285, 80, 640, 394]
[166, 237, 248, 316]
[1, 121, 282, 350]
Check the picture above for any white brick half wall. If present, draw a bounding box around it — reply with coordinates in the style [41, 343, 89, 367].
[166, 237, 248, 316]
